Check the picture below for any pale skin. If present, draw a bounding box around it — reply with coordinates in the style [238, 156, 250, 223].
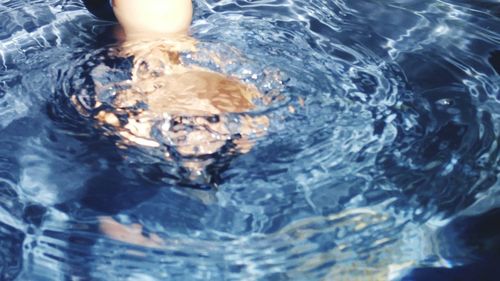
[91, 0, 268, 248]
[95, 0, 269, 163]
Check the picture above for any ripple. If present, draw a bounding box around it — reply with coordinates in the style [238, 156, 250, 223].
[377, 86, 499, 219]
[0, 220, 24, 281]
[0, 0, 499, 280]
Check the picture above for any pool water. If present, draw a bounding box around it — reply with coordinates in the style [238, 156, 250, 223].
[0, 0, 499, 280]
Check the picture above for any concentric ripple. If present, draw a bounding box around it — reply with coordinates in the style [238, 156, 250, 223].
[0, 0, 499, 280]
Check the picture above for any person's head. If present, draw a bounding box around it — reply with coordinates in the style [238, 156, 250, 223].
[112, 0, 193, 37]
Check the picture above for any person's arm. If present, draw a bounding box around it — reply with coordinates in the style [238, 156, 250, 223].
[83, 0, 193, 37]
[112, 0, 193, 39]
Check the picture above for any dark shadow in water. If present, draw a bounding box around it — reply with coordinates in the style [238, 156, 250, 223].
[0, 221, 24, 281]
[402, 259, 500, 281]
[489, 50, 500, 75]
[377, 54, 499, 219]
[382, 49, 500, 280]
[82, 0, 117, 22]
[439, 208, 500, 261]
[403, 208, 500, 281]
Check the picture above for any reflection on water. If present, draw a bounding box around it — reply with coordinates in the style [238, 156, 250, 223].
[0, 0, 499, 280]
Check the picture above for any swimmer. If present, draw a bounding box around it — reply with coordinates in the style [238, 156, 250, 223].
[81, 0, 269, 181]
[75, 0, 272, 253]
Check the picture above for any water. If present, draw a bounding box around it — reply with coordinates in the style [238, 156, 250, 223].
[0, 0, 499, 280]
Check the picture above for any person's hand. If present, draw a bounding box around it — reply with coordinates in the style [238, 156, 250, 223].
[99, 216, 164, 249]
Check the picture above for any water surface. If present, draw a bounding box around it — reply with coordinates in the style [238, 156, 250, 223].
[0, 0, 499, 280]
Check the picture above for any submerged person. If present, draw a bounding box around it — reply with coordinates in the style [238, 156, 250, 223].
[50, 1, 273, 273]
[80, 0, 269, 182]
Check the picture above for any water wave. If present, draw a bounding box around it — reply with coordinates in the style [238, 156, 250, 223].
[0, 0, 498, 280]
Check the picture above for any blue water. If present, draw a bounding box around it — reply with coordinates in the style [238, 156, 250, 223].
[0, 0, 499, 280]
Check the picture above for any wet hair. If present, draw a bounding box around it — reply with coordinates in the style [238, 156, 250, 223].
[82, 0, 117, 22]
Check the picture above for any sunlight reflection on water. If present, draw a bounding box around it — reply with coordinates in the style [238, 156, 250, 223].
[0, 0, 499, 280]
